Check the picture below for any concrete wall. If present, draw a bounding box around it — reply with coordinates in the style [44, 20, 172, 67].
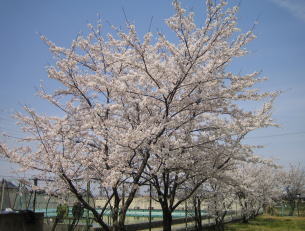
[0, 212, 43, 231]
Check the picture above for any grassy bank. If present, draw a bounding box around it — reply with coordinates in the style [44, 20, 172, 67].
[225, 215, 305, 231]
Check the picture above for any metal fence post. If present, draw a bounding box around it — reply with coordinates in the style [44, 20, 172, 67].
[149, 183, 152, 231]
[0, 179, 5, 210]
[86, 181, 91, 231]
[185, 200, 188, 230]
[33, 178, 38, 212]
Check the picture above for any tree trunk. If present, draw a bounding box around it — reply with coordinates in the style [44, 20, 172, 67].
[217, 212, 226, 231]
[161, 206, 173, 231]
[111, 189, 121, 230]
[289, 200, 295, 216]
[111, 221, 125, 231]
[68, 219, 77, 231]
[214, 217, 225, 231]
[95, 217, 111, 231]
[255, 207, 261, 216]
[111, 211, 127, 231]
[193, 197, 202, 231]
[242, 214, 249, 223]
[51, 217, 59, 231]
[198, 199, 202, 230]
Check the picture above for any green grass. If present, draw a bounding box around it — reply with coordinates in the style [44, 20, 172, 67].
[225, 215, 305, 231]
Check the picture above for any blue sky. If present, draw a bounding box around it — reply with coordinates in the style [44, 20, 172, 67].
[0, 0, 304, 177]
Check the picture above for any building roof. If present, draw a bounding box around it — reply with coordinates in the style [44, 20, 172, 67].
[0, 179, 18, 189]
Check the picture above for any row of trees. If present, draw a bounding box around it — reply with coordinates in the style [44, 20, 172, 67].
[1, 0, 302, 231]
[189, 162, 279, 230]
[184, 163, 305, 231]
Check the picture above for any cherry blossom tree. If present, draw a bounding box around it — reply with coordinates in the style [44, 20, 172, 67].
[280, 164, 305, 216]
[185, 173, 237, 231]
[145, 138, 258, 230]
[139, 0, 277, 229]
[253, 163, 281, 214]
[233, 162, 280, 223]
[0, 0, 277, 230]
[181, 160, 279, 230]
[205, 179, 235, 231]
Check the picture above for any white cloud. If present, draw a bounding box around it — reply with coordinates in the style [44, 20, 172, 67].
[268, 0, 305, 22]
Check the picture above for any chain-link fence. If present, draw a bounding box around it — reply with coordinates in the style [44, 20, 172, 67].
[1, 178, 243, 230]
[267, 201, 305, 217]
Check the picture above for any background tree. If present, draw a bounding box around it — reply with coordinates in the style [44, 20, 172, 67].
[252, 163, 281, 214]
[233, 162, 279, 223]
[206, 180, 235, 231]
[280, 163, 305, 216]
[196, 176, 236, 231]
